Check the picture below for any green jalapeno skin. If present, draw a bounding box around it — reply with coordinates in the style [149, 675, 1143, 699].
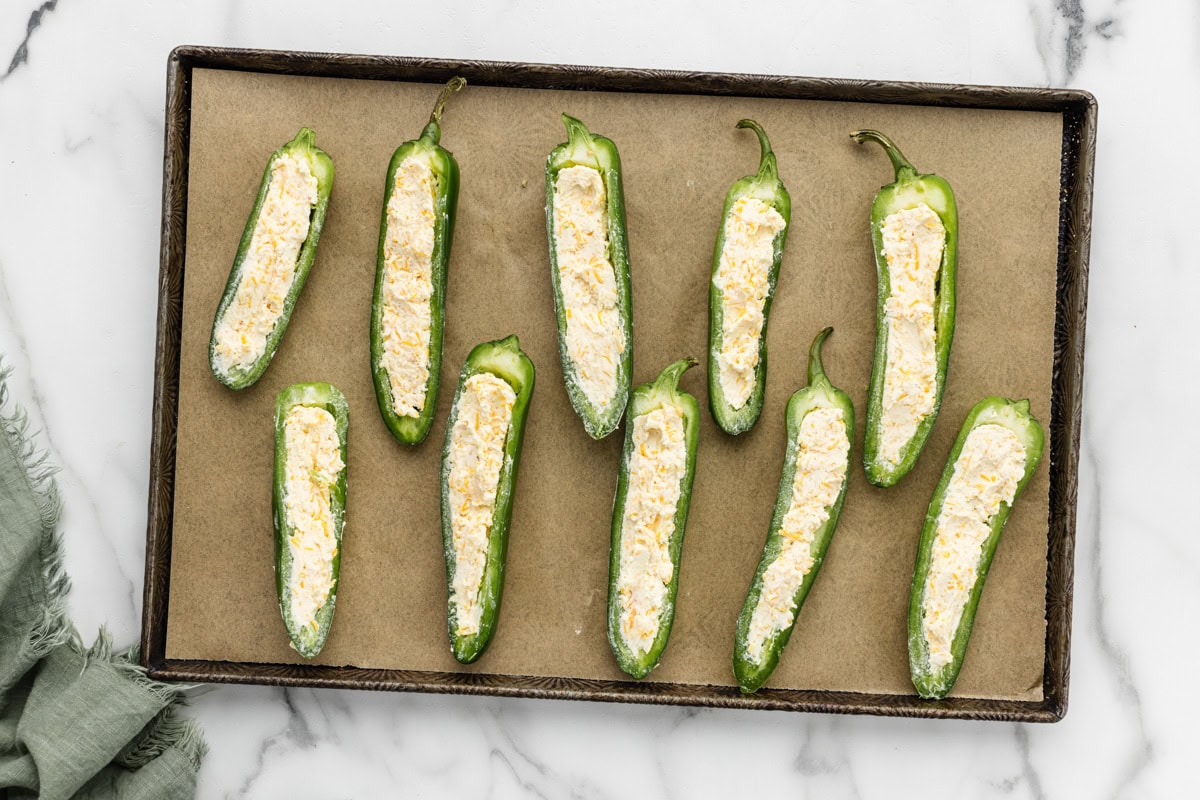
[607, 359, 700, 679]
[272, 382, 349, 659]
[545, 114, 633, 440]
[907, 397, 1044, 699]
[852, 129, 958, 487]
[733, 328, 854, 693]
[371, 78, 465, 445]
[440, 335, 535, 663]
[708, 119, 793, 435]
[210, 128, 335, 390]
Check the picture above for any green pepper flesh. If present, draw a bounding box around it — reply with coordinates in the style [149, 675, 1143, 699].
[371, 78, 466, 445]
[907, 396, 1044, 699]
[545, 114, 633, 440]
[440, 335, 536, 663]
[732, 328, 854, 693]
[272, 382, 349, 659]
[607, 358, 700, 679]
[852, 129, 958, 487]
[210, 128, 335, 390]
[708, 119, 792, 435]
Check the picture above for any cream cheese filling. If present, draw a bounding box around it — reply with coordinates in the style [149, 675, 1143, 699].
[744, 407, 849, 663]
[552, 165, 624, 410]
[282, 405, 344, 631]
[879, 204, 945, 465]
[446, 373, 517, 636]
[713, 196, 786, 410]
[922, 424, 1026, 670]
[213, 153, 318, 375]
[616, 404, 687, 656]
[380, 157, 437, 418]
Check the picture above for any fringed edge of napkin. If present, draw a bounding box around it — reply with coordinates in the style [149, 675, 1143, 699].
[90, 633, 209, 772]
[0, 367, 70, 670]
[0, 365, 207, 773]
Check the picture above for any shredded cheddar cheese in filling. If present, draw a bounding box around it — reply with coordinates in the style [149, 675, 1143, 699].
[380, 157, 437, 418]
[552, 165, 624, 410]
[922, 424, 1026, 670]
[213, 153, 318, 375]
[879, 204, 945, 465]
[446, 373, 516, 636]
[282, 405, 344, 630]
[616, 404, 688, 656]
[713, 196, 787, 410]
[744, 408, 849, 663]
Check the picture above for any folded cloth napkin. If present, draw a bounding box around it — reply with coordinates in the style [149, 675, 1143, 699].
[0, 367, 205, 799]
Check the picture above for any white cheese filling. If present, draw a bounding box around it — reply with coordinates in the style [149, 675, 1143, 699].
[213, 153, 318, 375]
[922, 424, 1026, 670]
[446, 373, 517, 636]
[552, 165, 625, 410]
[713, 196, 787, 410]
[879, 204, 946, 465]
[744, 407, 849, 664]
[616, 404, 688, 656]
[380, 157, 437, 418]
[282, 405, 344, 631]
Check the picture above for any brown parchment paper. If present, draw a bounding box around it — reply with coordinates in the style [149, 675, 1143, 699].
[166, 68, 1061, 701]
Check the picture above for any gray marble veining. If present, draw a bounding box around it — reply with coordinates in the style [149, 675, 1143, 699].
[3, 0, 58, 81]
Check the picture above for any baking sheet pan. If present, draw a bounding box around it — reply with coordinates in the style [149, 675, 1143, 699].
[142, 47, 1094, 721]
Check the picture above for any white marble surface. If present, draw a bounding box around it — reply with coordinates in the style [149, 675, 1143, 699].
[0, 0, 1193, 796]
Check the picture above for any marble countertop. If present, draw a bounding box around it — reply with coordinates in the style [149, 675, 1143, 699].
[0, 0, 1190, 796]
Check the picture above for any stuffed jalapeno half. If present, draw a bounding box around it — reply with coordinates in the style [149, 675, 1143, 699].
[273, 382, 349, 659]
[851, 129, 958, 487]
[545, 114, 633, 440]
[210, 128, 335, 390]
[371, 77, 466, 445]
[733, 328, 854, 693]
[440, 335, 535, 663]
[908, 397, 1044, 699]
[607, 358, 700, 679]
[709, 119, 792, 435]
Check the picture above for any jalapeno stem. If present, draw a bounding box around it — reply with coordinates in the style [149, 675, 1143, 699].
[851, 129, 917, 180]
[655, 358, 698, 393]
[422, 76, 467, 144]
[562, 113, 595, 149]
[807, 327, 834, 387]
[288, 127, 317, 149]
[738, 118, 780, 186]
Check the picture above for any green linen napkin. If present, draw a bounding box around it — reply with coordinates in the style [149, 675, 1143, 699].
[0, 367, 205, 799]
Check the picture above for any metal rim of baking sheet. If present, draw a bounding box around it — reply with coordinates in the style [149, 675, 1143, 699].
[141, 45, 1095, 723]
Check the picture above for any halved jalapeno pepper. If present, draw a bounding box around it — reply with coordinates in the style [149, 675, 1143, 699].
[371, 78, 465, 445]
[733, 329, 853, 693]
[908, 397, 1044, 699]
[607, 359, 700, 679]
[440, 335, 535, 663]
[545, 114, 633, 440]
[273, 382, 348, 659]
[852, 129, 958, 487]
[708, 120, 792, 435]
[210, 128, 334, 390]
